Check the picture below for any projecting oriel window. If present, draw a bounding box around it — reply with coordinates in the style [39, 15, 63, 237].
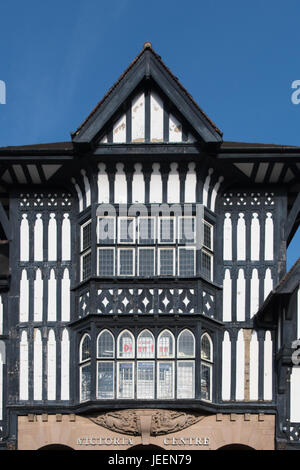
[79, 328, 210, 402]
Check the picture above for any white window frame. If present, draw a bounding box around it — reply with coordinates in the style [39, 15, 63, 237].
[97, 247, 115, 276]
[80, 219, 92, 252]
[117, 330, 135, 359]
[137, 329, 155, 359]
[178, 216, 196, 244]
[137, 216, 156, 244]
[118, 217, 136, 244]
[158, 247, 175, 276]
[201, 248, 213, 281]
[138, 247, 155, 276]
[177, 329, 195, 358]
[97, 329, 115, 359]
[157, 330, 175, 359]
[117, 361, 135, 399]
[200, 362, 213, 403]
[200, 333, 213, 403]
[80, 249, 92, 282]
[97, 216, 116, 243]
[177, 360, 195, 399]
[96, 360, 115, 400]
[178, 246, 196, 276]
[158, 216, 176, 244]
[79, 362, 91, 402]
[136, 360, 155, 399]
[118, 248, 135, 276]
[79, 333, 91, 363]
[157, 361, 175, 399]
[203, 220, 213, 251]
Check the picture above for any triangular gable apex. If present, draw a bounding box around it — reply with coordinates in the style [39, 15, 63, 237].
[72, 44, 222, 145]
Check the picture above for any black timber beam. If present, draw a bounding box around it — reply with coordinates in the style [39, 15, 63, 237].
[286, 191, 300, 244]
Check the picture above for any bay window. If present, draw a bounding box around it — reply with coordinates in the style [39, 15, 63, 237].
[80, 328, 213, 402]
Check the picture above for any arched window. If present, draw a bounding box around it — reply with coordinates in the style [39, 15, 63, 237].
[157, 330, 174, 358]
[201, 333, 213, 401]
[97, 330, 114, 399]
[177, 329, 195, 358]
[157, 330, 175, 399]
[97, 330, 114, 358]
[177, 330, 195, 398]
[137, 330, 154, 358]
[79, 334, 91, 402]
[117, 330, 135, 358]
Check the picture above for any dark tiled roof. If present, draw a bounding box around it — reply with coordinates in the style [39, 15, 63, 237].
[220, 141, 300, 150]
[0, 142, 74, 152]
[72, 43, 223, 139]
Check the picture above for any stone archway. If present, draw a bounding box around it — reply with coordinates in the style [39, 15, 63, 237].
[127, 444, 164, 452]
[217, 444, 255, 451]
[38, 444, 74, 451]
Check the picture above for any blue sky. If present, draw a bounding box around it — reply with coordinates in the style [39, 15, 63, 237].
[0, 0, 299, 268]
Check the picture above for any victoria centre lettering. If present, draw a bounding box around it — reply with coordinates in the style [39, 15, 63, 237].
[77, 436, 209, 446]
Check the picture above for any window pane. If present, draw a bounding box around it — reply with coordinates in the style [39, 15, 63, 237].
[179, 248, 195, 276]
[81, 221, 91, 251]
[97, 362, 114, 399]
[201, 250, 212, 279]
[138, 217, 155, 244]
[138, 248, 155, 276]
[204, 222, 212, 250]
[119, 218, 135, 243]
[137, 331, 154, 358]
[159, 249, 174, 276]
[201, 335, 212, 361]
[158, 331, 174, 358]
[137, 362, 154, 399]
[98, 217, 115, 244]
[118, 331, 134, 358]
[179, 217, 195, 244]
[159, 218, 175, 243]
[80, 335, 91, 362]
[81, 251, 91, 281]
[201, 363, 212, 401]
[98, 331, 114, 358]
[178, 330, 195, 358]
[98, 248, 115, 276]
[118, 362, 134, 398]
[157, 362, 174, 399]
[119, 249, 134, 275]
[80, 363, 91, 401]
[177, 361, 195, 398]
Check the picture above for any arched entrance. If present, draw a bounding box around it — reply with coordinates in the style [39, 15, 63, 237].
[127, 444, 164, 452]
[218, 444, 255, 450]
[38, 444, 74, 451]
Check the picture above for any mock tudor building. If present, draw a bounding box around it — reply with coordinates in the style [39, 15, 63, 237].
[0, 43, 299, 450]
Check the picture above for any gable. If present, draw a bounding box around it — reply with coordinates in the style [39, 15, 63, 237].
[97, 87, 197, 145]
[72, 44, 222, 145]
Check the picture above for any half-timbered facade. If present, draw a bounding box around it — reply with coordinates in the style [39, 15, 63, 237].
[0, 43, 299, 450]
